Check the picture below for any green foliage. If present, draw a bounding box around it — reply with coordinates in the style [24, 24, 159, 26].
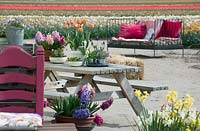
[87, 45, 108, 59]
[67, 56, 81, 61]
[182, 31, 200, 48]
[51, 48, 65, 57]
[50, 95, 80, 117]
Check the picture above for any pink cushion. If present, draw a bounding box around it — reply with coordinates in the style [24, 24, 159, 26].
[118, 24, 147, 39]
[155, 20, 182, 39]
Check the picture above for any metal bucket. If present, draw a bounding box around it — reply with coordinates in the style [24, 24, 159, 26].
[6, 27, 24, 45]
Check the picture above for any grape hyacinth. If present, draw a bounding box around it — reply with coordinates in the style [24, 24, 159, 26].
[73, 109, 90, 120]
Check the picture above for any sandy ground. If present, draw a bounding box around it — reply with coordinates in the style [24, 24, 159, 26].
[43, 46, 200, 130]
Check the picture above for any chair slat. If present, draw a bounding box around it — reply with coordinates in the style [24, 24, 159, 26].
[0, 46, 36, 68]
[0, 106, 35, 113]
[0, 90, 35, 101]
[0, 73, 35, 85]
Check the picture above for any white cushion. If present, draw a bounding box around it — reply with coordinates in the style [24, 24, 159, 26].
[0, 112, 42, 127]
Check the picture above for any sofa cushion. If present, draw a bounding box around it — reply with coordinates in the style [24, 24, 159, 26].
[118, 24, 147, 39]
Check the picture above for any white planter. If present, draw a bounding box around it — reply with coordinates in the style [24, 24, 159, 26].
[67, 61, 83, 67]
[49, 57, 67, 64]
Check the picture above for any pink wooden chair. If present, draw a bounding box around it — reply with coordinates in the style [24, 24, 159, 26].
[0, 46, 44, 128]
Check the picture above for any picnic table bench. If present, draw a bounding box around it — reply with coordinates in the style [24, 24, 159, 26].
[56, 72, 168, 93]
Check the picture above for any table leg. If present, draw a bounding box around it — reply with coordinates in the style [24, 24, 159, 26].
[113, 73, 144, 116]
[75, 74, 94, 93]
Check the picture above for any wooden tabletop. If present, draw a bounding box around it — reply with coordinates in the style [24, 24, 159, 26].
[45, 62, 140, 75]
[39, 123, 76, 131]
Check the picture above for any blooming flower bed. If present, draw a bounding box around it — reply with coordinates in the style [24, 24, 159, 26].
[135, 90, 200, 131]
[0, 15, 200, 47]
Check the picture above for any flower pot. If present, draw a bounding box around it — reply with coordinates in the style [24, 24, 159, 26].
[55, 116, 95, 126]
[86, 58, 108, 67]
[67, 61, 83, 67]
[44, 50, 52, 61]
[76, 123, 96, 131]
[49, 57, 67, 64]
[5, 27, 24, 45]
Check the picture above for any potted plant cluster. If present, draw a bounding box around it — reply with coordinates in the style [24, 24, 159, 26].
[67, 56, 83, 67]
[86, 42, 109, 66]
[35, 31, 67, 62]
[64, 19, 95, 59]
[50, 83, 113, 130]
[5, 16, 25, 45]
[135, 90, 200, 131]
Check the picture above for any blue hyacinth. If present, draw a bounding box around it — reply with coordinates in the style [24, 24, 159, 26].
[80, 90, 91, 108]
[73, 109, 91, 120]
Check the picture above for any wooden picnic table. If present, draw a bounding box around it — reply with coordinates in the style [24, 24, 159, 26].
[45, 63, 143, 116]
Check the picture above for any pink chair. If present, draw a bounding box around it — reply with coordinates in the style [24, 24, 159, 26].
[0, 46, 44, 127]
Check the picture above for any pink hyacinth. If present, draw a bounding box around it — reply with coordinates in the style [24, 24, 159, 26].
[59, 36, 66, 45]
[100, 97, 113, 110]
[35, 31, 46, 42]
[52, 31, 60, 40]
[46, 34, 54, 45]
[94, 114, 104, 126]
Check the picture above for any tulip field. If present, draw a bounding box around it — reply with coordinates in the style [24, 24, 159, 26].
[0, 0, 200, 16]
[0, 0, 199, 47]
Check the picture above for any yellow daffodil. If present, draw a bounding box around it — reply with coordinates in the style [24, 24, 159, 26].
[175, 100, 183, 109]
[186, 128, 191, 131]
[135, 90, 142, 97]
[166, 90, 178, 103]
[183, 94, 194, 109]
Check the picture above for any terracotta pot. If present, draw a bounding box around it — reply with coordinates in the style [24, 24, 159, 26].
[55, 116, 95, 126]
[44, 50, 52, 61]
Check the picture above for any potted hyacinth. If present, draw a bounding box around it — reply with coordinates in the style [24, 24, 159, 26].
[35, 31, 67, 62]
[50, 83, 113, 130]
[86, 42, 109, 67]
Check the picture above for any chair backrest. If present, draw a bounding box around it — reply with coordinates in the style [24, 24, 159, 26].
[0, 46, 44, 117]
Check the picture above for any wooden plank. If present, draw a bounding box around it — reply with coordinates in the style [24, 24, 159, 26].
[0, 73, 35, 85]
[0, 46, 36, 68]
[39, 123, 76, 131]
[45, 90, 124, 101]
[75, 74, 94, 93]
[113, 73, 144, 116]
[58, 73, 168, 92]
[0, 90, 35, 101]
[0, 84, 35, 90]
[0, 123, 76, 131]
[0, 106, 35, 113]
[45, 63, 140, 75]
[45, 91, 70, 99]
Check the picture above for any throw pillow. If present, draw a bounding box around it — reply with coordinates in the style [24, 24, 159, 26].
[155, 20, 182, 39]
[118, 24, 147, 39]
